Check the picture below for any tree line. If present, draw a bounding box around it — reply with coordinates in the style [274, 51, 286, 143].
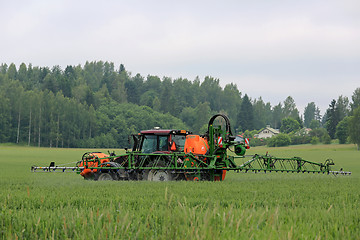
[0, 61, 359, 149]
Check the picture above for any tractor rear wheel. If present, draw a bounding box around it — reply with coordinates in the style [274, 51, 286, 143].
[147, 160, 173, 181]
[97, 172, 114, 181]
[148, 169, 173, 181]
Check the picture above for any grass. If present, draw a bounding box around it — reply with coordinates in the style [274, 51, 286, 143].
[0, 144, 359, 239]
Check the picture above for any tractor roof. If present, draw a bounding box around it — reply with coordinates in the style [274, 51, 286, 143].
[140, 129, 192, 135]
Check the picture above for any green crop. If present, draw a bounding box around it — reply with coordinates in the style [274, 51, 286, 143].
[0, 144, 359, 239]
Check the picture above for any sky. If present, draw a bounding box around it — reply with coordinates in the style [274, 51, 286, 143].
[1, 0, 360, 115]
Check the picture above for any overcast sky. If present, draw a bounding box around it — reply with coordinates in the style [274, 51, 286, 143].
[1, 0, 359, 115]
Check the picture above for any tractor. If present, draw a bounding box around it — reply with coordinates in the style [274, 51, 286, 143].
[31, 114, 351, 180]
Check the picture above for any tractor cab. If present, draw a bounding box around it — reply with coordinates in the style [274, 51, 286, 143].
[133, 129, 192, 153]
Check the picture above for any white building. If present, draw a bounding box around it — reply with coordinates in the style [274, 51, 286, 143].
[255, 125, 280, 139]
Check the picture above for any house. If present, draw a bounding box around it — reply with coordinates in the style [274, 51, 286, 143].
[295, 128, 312, 136]
[255, 125, 280, 139]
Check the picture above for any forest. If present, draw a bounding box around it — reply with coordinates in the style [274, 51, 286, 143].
[0, 61, 359, 148]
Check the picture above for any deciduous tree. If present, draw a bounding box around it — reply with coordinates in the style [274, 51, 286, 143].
[348, 106, 360, 150]
[350, 88, 360, 114]
[280, 118, 301, 134]
[336, 117, 349, 144]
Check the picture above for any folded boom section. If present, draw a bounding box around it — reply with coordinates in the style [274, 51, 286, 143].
[237, 154, 351, 175]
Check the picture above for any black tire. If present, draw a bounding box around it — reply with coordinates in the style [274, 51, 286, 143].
[147, 159, 173, 181]
[97, 172, 114, 181]
[140, 169, 150, 181]
[173, 172, 186, 181]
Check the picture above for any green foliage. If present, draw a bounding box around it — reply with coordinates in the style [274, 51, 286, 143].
[283, 96, 300, 120]
[309, 119, 321, 129]
[272, 103, 283, 129]
[290, 134, 311, 145]
[179, 102, 211, 134]
[0, 78, 187, 148]
[222, 83, 242, 123]
[309, 128, 326, 139]
[249, 137, 267, 147]
[348, 106, 360, 150]
[242, 130, 254, 139]
[336, 117, 350, 144]
[304, 102, 316, 128]
[267, 133, 291, 147]
[96, 101, 188, 147]
[0, 91, 11, 142]
[309, 128, 331, 144]
[325, 97, 349, 141]
[199, 76, 222, 112]
[325, 99, 339, 139]
[7, 63, 17, 79]
[1, 61, 359, 149]
[350, 87, 360, 113]
[252, 97, 272, 130]
[237, 94, 254, 131]
[304, 102, 321, 128]
[311, 136, 319, 145]
[336, 95, 350, 121]
[322, 133, 332, 144]
[140, 90, 157, 107]
[280, 118, 301, 134]
[124, 73, 143, 105]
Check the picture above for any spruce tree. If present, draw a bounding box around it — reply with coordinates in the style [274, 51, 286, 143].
[237, 94, 254, 132]
[325, 99, 339, 139]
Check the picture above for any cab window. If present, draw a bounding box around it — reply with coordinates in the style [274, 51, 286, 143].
[159, 136, 168, 151]
[141, 135, 157, 153]
[171, 134, 186, 151]
[141, 135, 169, 153]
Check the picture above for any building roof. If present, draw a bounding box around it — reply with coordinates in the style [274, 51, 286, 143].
[258, 126, 280, 134]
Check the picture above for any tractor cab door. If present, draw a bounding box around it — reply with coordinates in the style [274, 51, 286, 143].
[140, 134, 169, 153]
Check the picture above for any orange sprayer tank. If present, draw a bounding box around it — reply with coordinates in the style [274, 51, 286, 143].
[184, 135, 209, 154]
[79, 152, 110, 176]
